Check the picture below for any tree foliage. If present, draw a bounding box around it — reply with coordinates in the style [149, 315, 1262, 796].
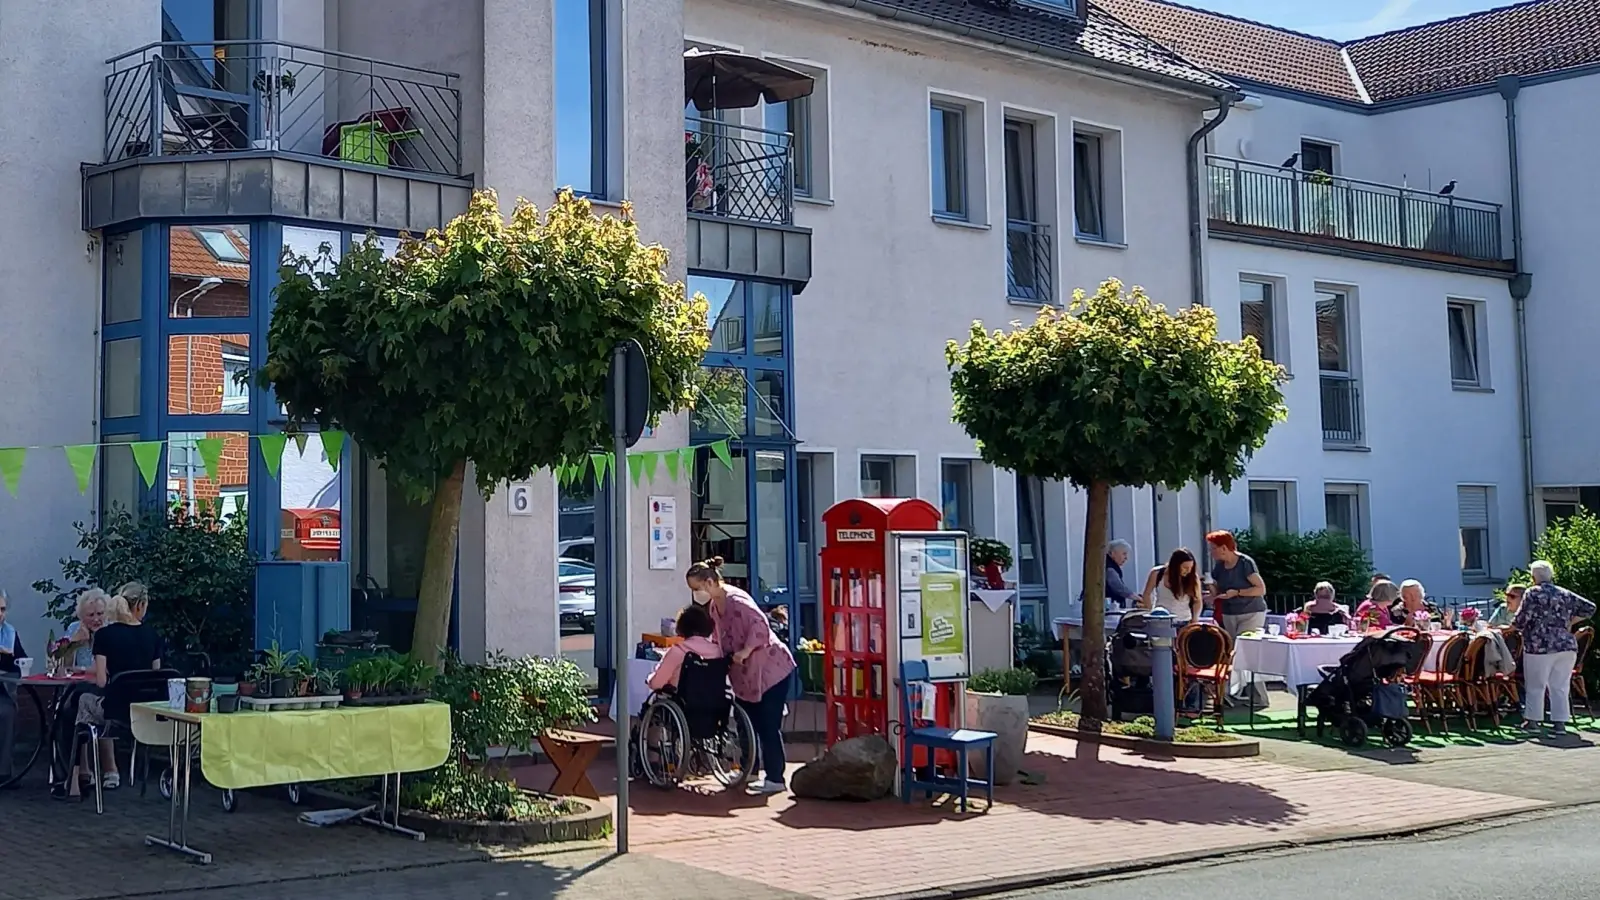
[947, 279, 1286, 719]
[263, 189, 708, 497]
[261, 189, 709, 661]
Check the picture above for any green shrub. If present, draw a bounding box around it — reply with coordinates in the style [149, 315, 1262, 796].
[1524, 510, 1600, 693]
[433, 653, 595, 763]
[33, 504, 255, 674]
[1235, 529, 1371, 600]
[968, 667, 1039, 696]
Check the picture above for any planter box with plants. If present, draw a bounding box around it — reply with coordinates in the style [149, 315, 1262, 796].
[343, 653, 436, 706]
[236, 644, 342, 710]
[964, 667, 1037, 785]
[970, 538, 1014, 590]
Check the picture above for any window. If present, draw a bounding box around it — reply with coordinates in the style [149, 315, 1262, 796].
[220, 341, 250, 414]
[1073, 133, 1104, 239]
[554, 0, 607, 196]
[766, 94, 812, 198]
[860, 456, 896, 498]
[1300, 139, 1336, 175]
[797, 455, 816, 596]
[105, 230, 143, 325]
[171, 224, 250, 318]
[196, 228, 247, 262]
[1447, 300, 1481, 387]
[279, 433, 343, 561]
[1247, 481, 1294, 535]
[167, 431, 250, 523]
[102, 338, 141, 420]
[1458, 486, 1491, 578]
[1003, 120, 1037, 224]
[1015, 474, 1046, 587]
[1240, 279, 1276, 361]
[1316, 290, 1350, 373]
[1324, 483, 1367, 549]
[930, 103, 967, 219]
[941, 460, 973, 531]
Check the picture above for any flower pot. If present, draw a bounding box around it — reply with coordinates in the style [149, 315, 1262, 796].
[964, 691, 1029, 786]
[269, 676, 297, 699]
[237, 681, 257, 697]
[216, 694, 240, 714]
[980, 563, 1006, 590]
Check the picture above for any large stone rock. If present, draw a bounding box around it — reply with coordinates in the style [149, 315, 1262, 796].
[790, 734, 897, 801]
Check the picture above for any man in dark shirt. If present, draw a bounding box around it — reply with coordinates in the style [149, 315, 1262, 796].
[0, 588, 26, 787]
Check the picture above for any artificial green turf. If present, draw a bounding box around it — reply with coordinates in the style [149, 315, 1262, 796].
[1181, 703, 1600, 750]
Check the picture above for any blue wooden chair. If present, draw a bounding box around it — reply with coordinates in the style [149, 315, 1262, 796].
[897, 659, 997, 813]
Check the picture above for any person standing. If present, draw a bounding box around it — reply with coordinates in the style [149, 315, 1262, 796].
[1204, 531, 1268, 708]
[1515, 560, 1596, 735]
[1140, 548, 1203, 624]
[686, 556, 796, 796]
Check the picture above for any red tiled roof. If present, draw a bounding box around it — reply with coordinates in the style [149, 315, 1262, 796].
[169, 225, 250, 282]
[1090, 0, 1600, 104]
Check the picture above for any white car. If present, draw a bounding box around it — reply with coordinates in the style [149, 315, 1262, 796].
[558, 557, 596, 633]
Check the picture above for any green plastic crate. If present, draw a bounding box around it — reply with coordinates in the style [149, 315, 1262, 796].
[339, 122, 421, 168]
[316, 642, 392, 673]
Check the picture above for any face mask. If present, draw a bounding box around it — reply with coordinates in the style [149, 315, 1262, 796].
[691, 589, 712, 606]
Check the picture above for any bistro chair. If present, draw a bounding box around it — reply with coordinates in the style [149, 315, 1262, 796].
[1572, 625, 1595, 715]
[1461, 637, 1503, 728]
[1415, 633, 1472, 732]
[70, 669, 181, 814]
[1175, 623, 1232, 730]
[896, 660, 996, 813]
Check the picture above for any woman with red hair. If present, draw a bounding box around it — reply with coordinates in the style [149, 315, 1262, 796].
[1204, 530, 1269, 708]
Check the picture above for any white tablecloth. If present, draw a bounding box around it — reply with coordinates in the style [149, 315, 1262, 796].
[1052, 613, 1287, 639]
[610, 657, 658, 719]
[1233, 634, 1448, 688]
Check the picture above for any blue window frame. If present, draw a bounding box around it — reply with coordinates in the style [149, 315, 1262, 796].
[554, 0, 608, 197]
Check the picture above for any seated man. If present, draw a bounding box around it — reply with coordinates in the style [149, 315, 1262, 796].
[0, 589, 26, 789]
[1302, 582, 1351, 634]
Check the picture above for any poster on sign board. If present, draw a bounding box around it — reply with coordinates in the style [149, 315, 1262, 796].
[892, 532, 970, 681]
[648, 495, 677, 570]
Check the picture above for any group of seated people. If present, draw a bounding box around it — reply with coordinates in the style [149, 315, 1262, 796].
[0, 582, 165, 796]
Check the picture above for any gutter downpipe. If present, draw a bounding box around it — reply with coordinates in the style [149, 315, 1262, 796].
[1186, 97, 1234, 559]
[1497, 74, 1537, 555]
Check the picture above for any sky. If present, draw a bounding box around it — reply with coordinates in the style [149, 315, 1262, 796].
[1180, 0, 1509, 40]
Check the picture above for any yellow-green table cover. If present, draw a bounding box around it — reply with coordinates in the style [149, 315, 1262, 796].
[138, 700, 452, 790]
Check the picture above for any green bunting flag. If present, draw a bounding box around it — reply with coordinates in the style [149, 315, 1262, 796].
[232, 494, 247, 515]
[196, 437, 225, 483]
[640, 450, 660, 483]
[257, 434, 287, 480]
[711, 438, 733, 471]
[291, 432, 309, 457]
[321, 430, 346, 472]
[664, 447, 681, 482]
[63, 445, 97, 495]
[679, 445, 696, 478]
[0, 448, 24, 497]
[591, 452, 610, 485]
[627, 452, 646, 486]
[130, 441, 163, 489]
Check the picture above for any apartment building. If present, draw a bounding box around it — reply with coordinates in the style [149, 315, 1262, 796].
[1101, 0, 1600, 599]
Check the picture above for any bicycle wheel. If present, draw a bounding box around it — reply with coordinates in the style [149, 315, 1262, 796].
[0, 685, 47, 789]
[707, 703, 758, 788]
[637, 699, 690, 789]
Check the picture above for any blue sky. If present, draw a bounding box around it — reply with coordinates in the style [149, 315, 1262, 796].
[1181, 0, 1505, 40]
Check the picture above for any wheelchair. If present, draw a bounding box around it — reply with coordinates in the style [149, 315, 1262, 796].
[631, 652, 758, 789]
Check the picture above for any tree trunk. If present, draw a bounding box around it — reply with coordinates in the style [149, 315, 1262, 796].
[411, 459, 467, 667]
[1078, 480, 1112, 721]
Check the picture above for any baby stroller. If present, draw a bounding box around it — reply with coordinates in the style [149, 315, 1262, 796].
[1307, 628, 1426, 748]
[1108, 611, 1158, 721]
[631, 652, 757, 789]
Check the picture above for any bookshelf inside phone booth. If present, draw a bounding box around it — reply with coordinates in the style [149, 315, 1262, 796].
[819, 498, 969, 759]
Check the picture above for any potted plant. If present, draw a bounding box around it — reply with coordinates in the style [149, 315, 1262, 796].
[342, 658, 372, 701]
[964, 667, 1038, 786]
[237, 664, 261, 697]
[970, 538, 1014, 590]
[313, 668, 339, 699]
[1305, 169, 1339, 235]
[261, 644, 299, 698]
[402, 656, 435, 702]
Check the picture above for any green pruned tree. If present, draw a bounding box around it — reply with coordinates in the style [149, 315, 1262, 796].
[946, 278, 1286, 719]
[262, 189, 709, 663]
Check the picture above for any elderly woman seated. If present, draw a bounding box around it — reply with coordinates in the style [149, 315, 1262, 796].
[62, 589, 110, 673]
[1300, 582, 1351, 634]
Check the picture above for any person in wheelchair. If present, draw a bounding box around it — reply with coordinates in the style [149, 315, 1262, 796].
[646, 604, 722, 695]
[635, 605, 757, 788]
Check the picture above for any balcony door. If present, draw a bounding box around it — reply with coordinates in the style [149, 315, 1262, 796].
[1004, 120, 1046, 302]
[1316, 289, 1362, 444]
[159, 0, 261, 152]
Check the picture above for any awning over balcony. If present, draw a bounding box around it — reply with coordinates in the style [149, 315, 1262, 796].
[684, 50, 814, 112]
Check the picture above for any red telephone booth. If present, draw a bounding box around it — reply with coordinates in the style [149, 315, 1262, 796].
[819, 497, 942, 746]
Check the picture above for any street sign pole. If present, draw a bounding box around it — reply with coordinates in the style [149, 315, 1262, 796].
[611, 342, 632, 854]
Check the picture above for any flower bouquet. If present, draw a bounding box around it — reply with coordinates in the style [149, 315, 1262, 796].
[1460, 606, 1481, 631]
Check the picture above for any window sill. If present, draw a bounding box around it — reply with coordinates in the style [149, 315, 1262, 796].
[932, 215, 989, 231]
[1323, 442, 1371, 453]
[1074, 235, 1126, 250]
[1462, 574, 1503, 586]
[1452, 384, 1494, 394]
[796, 195, 834, 208]
[1007, 297, 1060, 309]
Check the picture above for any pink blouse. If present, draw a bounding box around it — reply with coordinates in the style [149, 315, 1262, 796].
[646, 636, 723, 692]
[711, 586, 796, 702]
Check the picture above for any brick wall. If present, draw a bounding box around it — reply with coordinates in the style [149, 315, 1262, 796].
[167, 332, 249, 415]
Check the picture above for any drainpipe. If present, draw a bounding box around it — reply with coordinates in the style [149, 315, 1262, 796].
[1186, 97, 1234, 558]
[1497, 75, 1536, 554]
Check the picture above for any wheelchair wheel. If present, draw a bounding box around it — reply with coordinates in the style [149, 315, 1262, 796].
[706, 703, 758, 788]
[1381, 719, 1413, 748]
[159, 766, 173, 800]
[0, 686, 46, 790]
[637, 698, 691, 789]
[1339, 717, 1369, 748]
[286, 783, 303, 805]
[221, 789, 238, 813]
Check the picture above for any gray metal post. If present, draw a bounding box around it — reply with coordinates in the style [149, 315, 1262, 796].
[610, 344, 631, 854]
[1145, 608, 1176, 742]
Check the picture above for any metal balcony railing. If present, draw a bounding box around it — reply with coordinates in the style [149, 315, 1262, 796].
[1206, 156, 1503, 262]
[1319, 374, 1364, 445]
[1006, 220, 1053, 303]
[103, 41, 463, 177]
[685, 118, 794, 226]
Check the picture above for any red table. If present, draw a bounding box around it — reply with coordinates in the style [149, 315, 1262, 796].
[1, 673, 92, 788]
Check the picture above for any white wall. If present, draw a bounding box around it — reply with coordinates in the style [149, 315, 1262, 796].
[0, 0, 160, 655]
[1206, 240, 1525, 596]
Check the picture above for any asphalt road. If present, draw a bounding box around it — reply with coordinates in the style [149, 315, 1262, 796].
[1004, 806, 1599, 900]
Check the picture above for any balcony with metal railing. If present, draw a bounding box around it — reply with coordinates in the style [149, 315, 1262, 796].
[1319, 374, 1364, 446]
[1206, 156, 1506, 265]
[1006, 220, 1054, 304]
[85, 41, 471, 233]
[685, 118, 794, 226]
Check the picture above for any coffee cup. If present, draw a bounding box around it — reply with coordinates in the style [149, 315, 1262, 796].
[15, 658, 33, 678]
[1266, 624, 1281, 636]
[167, 678, 187, 710]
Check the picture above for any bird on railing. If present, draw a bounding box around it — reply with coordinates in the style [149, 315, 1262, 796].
[1439, 180, 1457, 195]
[1281, 152, 1299, 168]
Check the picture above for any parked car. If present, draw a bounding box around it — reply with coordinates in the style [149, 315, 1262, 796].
[558, 537, 595, 566]
[559, 557, 596, 633]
